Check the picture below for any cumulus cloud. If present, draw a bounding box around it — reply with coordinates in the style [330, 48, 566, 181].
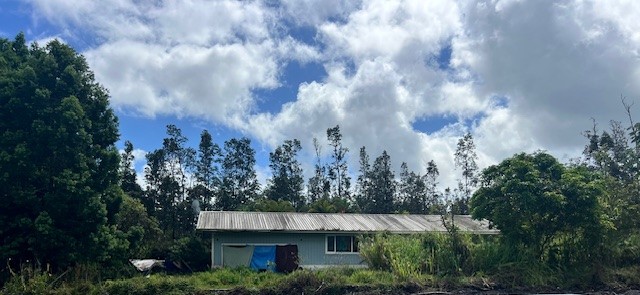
[22, 0, 640, 189]
[457, 0, 640, 151]
[26, 0, 318, 127]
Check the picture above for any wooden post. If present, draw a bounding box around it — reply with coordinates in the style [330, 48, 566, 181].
[211, 232, 215, 269]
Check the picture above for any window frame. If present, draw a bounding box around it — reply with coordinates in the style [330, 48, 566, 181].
[325, 234, 359, 254]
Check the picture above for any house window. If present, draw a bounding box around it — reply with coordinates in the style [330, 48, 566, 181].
[326, 235, 358, 253]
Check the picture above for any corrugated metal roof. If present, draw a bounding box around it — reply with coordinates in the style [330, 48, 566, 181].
[196, 211, 498, 234]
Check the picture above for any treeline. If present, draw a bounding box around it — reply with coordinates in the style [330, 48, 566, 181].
[2, 32, 639, 290]
[0, 33, 479, 278]
[120, 124, 480, 244]
[355, 110, 640, 286]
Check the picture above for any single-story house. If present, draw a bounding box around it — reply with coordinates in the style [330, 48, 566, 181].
[196, 211, 497, 270]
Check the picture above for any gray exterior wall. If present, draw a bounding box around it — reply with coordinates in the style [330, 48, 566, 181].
[209, 232, 365, 268]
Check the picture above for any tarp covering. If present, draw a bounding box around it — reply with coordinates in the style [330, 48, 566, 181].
[129, 259, 164, 272]
[222, 245, 255, 268]
[250, 246, 276, 271]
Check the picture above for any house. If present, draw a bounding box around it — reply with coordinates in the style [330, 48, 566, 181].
[196, 211, 497, 270]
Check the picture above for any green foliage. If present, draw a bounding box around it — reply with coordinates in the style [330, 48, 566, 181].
[192, 129, 222, 211]
[326, 125, 351, 200]
[346, 269, 396, 285]
[307, 196, 353, 213]
[120, 140, 144, 201]
[219, 137, 260, 210]
[471, 152, 606, 262]
[307, 137, 331, 203]
[368, 151, 396, 213]
[143, 125, 198, 243]
[0, 34, 121, 270]
[453, 132, 479, 214]
[359, 233, 473, 278]
[266, 139, 305, 209]
[168, 235, 210, 272]
[115, 194, 162, 258]
[100, 275, 195, 295]
[249, 198, 295, 212]
[1, 265, 52, 295]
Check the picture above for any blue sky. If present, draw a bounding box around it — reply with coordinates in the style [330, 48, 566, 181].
[2, 0, 640, 188]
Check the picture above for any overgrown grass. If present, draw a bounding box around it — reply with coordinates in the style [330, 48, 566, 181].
[3, 237, 640, 295]
[3, 264, 640, 295]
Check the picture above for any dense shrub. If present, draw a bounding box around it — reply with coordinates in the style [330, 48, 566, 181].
[360, 233, 481, 278]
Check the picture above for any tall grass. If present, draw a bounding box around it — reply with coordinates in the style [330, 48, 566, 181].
[359, 232, 475, 278]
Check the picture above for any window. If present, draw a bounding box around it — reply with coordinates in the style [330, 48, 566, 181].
[326, 235, 358, 253]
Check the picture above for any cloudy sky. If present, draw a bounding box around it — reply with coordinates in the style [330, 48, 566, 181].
[2, 0, 639, 189]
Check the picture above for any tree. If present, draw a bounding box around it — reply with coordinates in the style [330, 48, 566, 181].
[581, 112, 640, 265]
[219, 137, 259, 210]
[191, 130, 221, 211]
[115, 194, 162, 258]
[266, 139, 305, 209]
[368, 151, 396, 213]
[397, 162, 430, 214]
[307, 138, 330, 203]
[0, 34, 121, 269]
[354, 146, 372, 212]
[120, 140, 144, 201]
[470, 152, 606, 261]
[424, 160, 441, 213]
[144, 125, 195, 241]
[453, 132, 479, 214]
[326, 125, 351, 200]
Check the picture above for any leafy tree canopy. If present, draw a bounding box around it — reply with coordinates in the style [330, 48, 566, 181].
[0, 34, 120, 269]
[470, 152, 607, 260]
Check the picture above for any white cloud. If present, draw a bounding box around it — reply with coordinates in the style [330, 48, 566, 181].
[22, 0, 640, 191]
[26, 0, 317, 127]
[280, 0, 361, 26]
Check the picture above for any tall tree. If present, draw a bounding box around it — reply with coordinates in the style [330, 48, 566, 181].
[191, 130, 221, 211]
[582, 115, 640, 258]
[307, 137, 330, 203]
[453, 132, 479, 214]
[354, 146, 372, 212]
[326, 125, 351, 200]
[219, 137, 260, 210]
[0, 35, 121, 269]
[266, 139, 305, 209]
[144, 125, 195, 240]
[397, 162, 429, 214]
[424, 160, 440, 213]
[120, 140, 144, 200]
[368, 151, 396, 213]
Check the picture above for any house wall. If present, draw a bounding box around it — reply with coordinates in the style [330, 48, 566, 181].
[210, 232, 365, 268]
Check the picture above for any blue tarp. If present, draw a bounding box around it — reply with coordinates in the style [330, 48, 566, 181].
[250, 245, 276, 271]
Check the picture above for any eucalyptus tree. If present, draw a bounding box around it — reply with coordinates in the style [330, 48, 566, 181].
[368, 151, 396, 213]
[120, 140, 144, 201]
[307, 137, 330, 203]
[266, 139, 305, 209]
[326, 125, 351, 200]
[354, 146, 372, 212]
[453, 132, 478, 214]
[144, 125, 196, 240]
[219, 137, 260, 210]
[191, 130, 222, 211]
[397, 162, 429, 214]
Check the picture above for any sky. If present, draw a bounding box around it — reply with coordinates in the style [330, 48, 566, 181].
[2, 0, 640, 190]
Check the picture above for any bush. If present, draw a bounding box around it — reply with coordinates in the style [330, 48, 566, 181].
[1, 267, 52, 295]
[168, 235, 210, 272]
[359, 233, 476, 278]
[99, 275, 195, 295]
